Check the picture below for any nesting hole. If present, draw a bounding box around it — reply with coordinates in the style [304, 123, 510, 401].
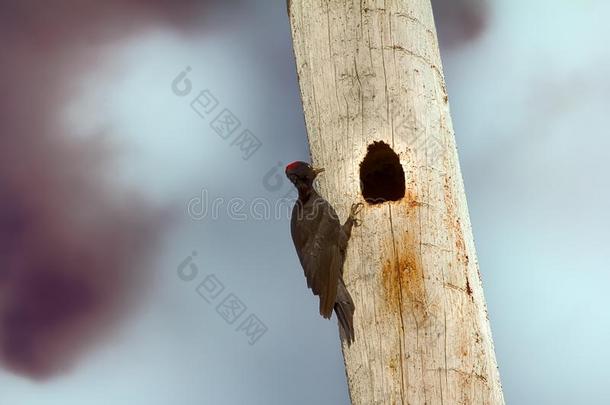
[359, 141, 405, 205]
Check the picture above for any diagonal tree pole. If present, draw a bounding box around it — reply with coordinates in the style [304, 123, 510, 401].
[288, 1, 504, 404]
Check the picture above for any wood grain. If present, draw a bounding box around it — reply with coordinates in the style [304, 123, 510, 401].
[288, 1, 505, 404]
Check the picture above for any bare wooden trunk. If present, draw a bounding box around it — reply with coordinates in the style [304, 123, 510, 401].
[288, 1, 504, 404]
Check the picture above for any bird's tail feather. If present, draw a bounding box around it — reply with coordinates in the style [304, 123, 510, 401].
[335, 280, 355, 346]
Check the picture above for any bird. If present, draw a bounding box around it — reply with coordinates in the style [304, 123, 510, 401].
[285, 161, 363, 346]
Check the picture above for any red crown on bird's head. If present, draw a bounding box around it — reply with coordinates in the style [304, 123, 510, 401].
[285, 161, 305, 172]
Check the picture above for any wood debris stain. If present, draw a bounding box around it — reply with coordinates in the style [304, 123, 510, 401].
[381, 199, 428, 320]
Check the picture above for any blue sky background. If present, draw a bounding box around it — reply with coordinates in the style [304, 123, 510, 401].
[1, 0, 609, 404]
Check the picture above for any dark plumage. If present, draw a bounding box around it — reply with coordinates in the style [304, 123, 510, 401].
[286, 161, 362, 346]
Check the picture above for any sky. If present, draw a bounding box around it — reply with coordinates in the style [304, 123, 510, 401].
[1, 0, 609, 404]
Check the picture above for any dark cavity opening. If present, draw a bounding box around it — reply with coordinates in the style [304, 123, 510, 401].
[359, 141, 405, 205]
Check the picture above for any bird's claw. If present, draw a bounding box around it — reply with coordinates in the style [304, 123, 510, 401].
[350, 202, 364, 227]
[350, 202, 364, 216]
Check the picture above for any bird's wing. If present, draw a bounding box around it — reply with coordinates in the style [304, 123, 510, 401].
[299, 201, 342, 319]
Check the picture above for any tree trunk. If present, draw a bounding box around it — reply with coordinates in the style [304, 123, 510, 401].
[287, 1, 504, 404]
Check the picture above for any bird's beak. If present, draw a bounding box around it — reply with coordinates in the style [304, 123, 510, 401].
[312, 167, 325, 176]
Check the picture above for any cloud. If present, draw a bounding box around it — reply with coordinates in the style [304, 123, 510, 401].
[0, 0, 217, 380]
[432, 0, 488, 48]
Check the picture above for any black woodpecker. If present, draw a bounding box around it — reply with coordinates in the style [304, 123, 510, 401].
[285, 161, 362, 346]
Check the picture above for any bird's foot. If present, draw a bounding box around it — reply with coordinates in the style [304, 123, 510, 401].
[349, 202, 364, 227]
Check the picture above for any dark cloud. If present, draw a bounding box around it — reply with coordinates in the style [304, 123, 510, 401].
[432, 0, 488, 48]
[0, 0, 216, 380]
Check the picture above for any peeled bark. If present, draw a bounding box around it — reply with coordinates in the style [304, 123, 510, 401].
[288, 1, 504, 404]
